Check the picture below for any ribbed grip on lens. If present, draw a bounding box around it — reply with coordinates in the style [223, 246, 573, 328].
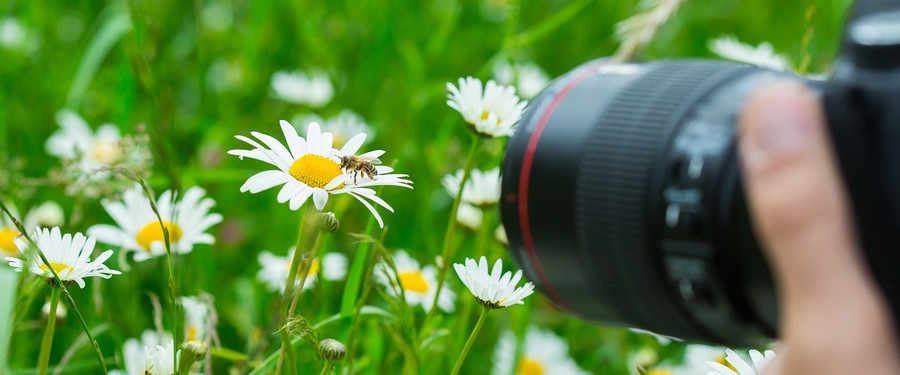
[576, 61, 743, 340]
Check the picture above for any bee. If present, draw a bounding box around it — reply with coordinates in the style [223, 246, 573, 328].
[340, 155, 381, 184]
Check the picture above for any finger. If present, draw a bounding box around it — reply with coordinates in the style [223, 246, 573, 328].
[738, 81, 896, 352]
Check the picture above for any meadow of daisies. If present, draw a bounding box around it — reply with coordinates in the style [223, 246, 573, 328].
[0, 0, 849, 374]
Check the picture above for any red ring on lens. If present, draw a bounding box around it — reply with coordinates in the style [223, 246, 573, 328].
[517, 60, 608, 316]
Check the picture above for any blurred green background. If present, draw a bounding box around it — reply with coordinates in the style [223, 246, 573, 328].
[0, 0, 854, 374]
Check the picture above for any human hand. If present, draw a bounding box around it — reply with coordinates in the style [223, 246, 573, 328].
[738, 81, 900, 374]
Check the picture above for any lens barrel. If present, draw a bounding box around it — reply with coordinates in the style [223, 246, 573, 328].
[501, 60, 787, 346]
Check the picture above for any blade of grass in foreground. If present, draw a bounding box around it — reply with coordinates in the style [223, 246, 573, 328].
[0, 267, 17, 370]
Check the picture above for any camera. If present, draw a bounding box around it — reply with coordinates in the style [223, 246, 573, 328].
[499, 0, 900, 346]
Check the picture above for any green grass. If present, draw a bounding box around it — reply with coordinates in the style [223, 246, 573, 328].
[0, 0, 852, 374]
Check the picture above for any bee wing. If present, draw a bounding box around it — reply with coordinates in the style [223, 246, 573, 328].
[365, 157, 382, 165]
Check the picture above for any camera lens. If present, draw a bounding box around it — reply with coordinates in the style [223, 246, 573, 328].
[500, 59, 787, 346]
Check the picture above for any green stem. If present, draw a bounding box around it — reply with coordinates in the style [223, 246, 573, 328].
[318, 361, 332, 375]
[275, 208, 315, 375]
[37, 287, 61, 375]
[0, 199, 108, 374]
[426, 135, 482, 325]
[449, 307, 489, 375]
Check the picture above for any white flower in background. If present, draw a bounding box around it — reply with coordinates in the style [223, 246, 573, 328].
[375, 250, 455, 313]
[181, 296, 210, 343]
[23, 201, 65, 231]
[257, 250, 348, 294]
[707, 348, 775, 375]
[144, 339, 179, 375]
[709, 35, 791, 71]
[492, 327, 590, 375]
[201, 2, 233, 32]
[0, 17, 26, 48]
[447, 77, 528, 137]
[88, 184, 223, 262]
[493, 61, 550, 99]
[442, 168, 501, 207]
[455, 203, 482, 231]
[295, 109, 374, 148]
[0, 202, 65, 257]
[110, 330, 172, 375]
[494, 224, 508, 245]
[46, 110, 122, 174]
[5, 227, 120, 288]
[454, 256, 534, 309]
[271, 70, 334, 108]
[206, 58, 245, 93]
[228, 121, 413, 227]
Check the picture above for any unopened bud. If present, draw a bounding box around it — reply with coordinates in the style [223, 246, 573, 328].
[319, 338, 346, 361]
[319, 212, 339, 233]
[183, 340, 208, 361]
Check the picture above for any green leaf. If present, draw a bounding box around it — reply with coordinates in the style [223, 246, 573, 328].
[0, 267, 17, 369]
[64, 9, 133, 110]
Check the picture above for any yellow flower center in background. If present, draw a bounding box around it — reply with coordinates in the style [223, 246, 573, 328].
[398, 271, 429, 294]
[39, 262, 72, 275]
[91, 140, 121, 164]
[289, 154, 344, 190]
[516, 357, 544, 375]
[647, 369, 673, 375]
[286, 259, 321, 277]
[0, 227, 20, 256]
[136, 221, 183, 251]
[480, 111, 501, 126]
[186, 325, 198, 342]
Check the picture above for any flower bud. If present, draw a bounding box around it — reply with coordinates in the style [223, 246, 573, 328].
[319, 212, 339, 233]
[319, 338, 346, 361]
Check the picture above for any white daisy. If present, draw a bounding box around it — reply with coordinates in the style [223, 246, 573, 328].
[455, 203, 482, 231]
[257, 250, 348, 294]
[144, 339, 179, 375]
[46, 110, 122, 174]
[492, 327, 590, 375]
[375, 250, 455, 313]
[271, 70, 334, 108]
[442, 167, 501, 207]
[294, 109, 374, 148]
[707, 348, 776, 375]
[110, 330, 172, 375]
[88, 184, 223, 262]
[5, 227, 120, 288]
[180, 296, 210, 343]
[493, 61, 550, 100]
[709, 35, 791, 71]
[227, 121, 413, 227]
[453, 256, 534, 309]
[447, 77, 528, 137]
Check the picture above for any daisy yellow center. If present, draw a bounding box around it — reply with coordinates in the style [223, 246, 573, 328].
[136, 221, 183, 251]
[480, 111, 501, 126]
[516, 357, 544, 375]
[39, 262, 72, 275]
[0, 227, 20, 256]
[398, 271, 429, 294]
[289, 154, 344, 189]
[648, 369, 673, 375]
[716, 355, 737, 372]
[186, 325, 198, 342]
[287, 259, 321, 277]
[91, 140, 120, 164]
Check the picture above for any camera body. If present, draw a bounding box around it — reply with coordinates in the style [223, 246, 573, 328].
[499, 1, 900, 346]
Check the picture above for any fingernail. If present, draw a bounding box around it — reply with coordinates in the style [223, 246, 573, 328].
[741, 90, 814, 169]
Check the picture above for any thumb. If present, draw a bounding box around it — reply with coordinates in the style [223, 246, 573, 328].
[738, 81, 895, 358]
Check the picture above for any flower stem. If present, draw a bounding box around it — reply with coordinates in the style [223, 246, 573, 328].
[449, 306, 489, 375]
[0, 199, 108, 374]
[37, 287, 61, 375]
[318, 361, 332, 375]
[275, 207, 317, 375]
[427, 135, 482, 325]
